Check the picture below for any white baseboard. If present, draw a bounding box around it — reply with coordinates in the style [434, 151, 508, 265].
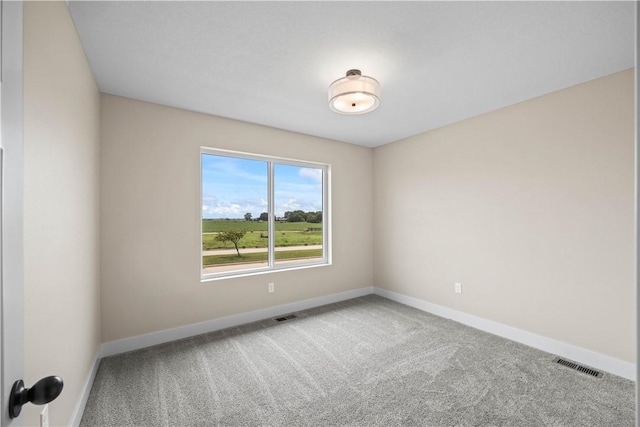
[98, 285, 635, 381]
[373, 287, 636, 381]
[69, 349, 101, 427]
[100, 286, 374, 358]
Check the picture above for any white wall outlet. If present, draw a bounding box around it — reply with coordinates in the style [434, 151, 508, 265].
[455, 282, 462, 294]
[268, 282, 275, 293]
[40, 404, 49, 427]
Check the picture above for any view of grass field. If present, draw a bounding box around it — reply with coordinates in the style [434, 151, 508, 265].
[202, 220, 322, 233]
[202, 219, 323, 267]
[201, 153, 326, 272]
[203, 249, 323, 266]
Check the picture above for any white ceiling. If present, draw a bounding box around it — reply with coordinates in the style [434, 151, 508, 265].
[67, 1, 634, 148]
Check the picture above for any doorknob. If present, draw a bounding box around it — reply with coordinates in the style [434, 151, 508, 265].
[8, 376, 63, 419]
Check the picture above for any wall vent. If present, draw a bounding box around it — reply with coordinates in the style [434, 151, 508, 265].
[274, 314, 297, 322]
[553, 357, 603, 378]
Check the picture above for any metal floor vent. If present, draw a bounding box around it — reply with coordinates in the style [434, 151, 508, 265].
[274, 314, 297, 322]
[553, 357, 603, 378]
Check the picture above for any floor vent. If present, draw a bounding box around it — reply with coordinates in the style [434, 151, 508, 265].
[553, 357, 603, 378]
[275, 314, 297, 322]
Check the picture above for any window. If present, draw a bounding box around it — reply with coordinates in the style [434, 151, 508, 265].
[201, 148, 330, 279]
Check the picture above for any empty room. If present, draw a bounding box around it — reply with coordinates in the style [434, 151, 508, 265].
[0, 1, 636, 426]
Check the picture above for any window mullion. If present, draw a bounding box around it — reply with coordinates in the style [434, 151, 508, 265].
[268, 161, 275, 268]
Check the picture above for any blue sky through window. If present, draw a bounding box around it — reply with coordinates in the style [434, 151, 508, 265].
[202, 153, 323, 219]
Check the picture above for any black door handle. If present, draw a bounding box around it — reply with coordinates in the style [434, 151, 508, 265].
[8, 376, 63, 419]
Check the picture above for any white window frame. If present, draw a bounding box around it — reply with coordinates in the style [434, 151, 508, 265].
[200, 147, 331, 281]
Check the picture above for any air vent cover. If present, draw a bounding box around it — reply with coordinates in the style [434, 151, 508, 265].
[274, 314, 297, 322]
[553, 357, 603, 378]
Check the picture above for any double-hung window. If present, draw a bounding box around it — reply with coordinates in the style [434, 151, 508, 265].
[201, 148, 330, 279]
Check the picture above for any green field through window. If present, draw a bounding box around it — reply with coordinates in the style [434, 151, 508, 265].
[201, 150, 328, 277]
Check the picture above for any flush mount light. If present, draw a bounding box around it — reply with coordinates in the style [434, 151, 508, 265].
[328, 69, 380, 115]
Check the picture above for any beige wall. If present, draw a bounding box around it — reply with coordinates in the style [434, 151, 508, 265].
[373, 69, 635, 363]
[24, 2, 101, 426]
[100, 95, 373, 342]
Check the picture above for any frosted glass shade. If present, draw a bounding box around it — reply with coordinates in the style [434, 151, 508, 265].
[328, 70, 380, 115]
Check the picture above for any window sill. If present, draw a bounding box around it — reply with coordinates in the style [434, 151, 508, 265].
[200, 260, 331, 282]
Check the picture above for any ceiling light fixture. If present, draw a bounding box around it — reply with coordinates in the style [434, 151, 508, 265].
[328, 69, 380, 115]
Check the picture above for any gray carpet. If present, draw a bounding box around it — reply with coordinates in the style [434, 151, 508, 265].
[80, 295, 635, 426]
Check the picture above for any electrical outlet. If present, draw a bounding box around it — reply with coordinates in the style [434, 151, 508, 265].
[40, 404, 49, 427]
[455, 282, 462, 294]
[268, 282, 275, 293]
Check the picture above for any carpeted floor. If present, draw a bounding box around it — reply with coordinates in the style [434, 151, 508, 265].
[80, 295, 635, 426]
